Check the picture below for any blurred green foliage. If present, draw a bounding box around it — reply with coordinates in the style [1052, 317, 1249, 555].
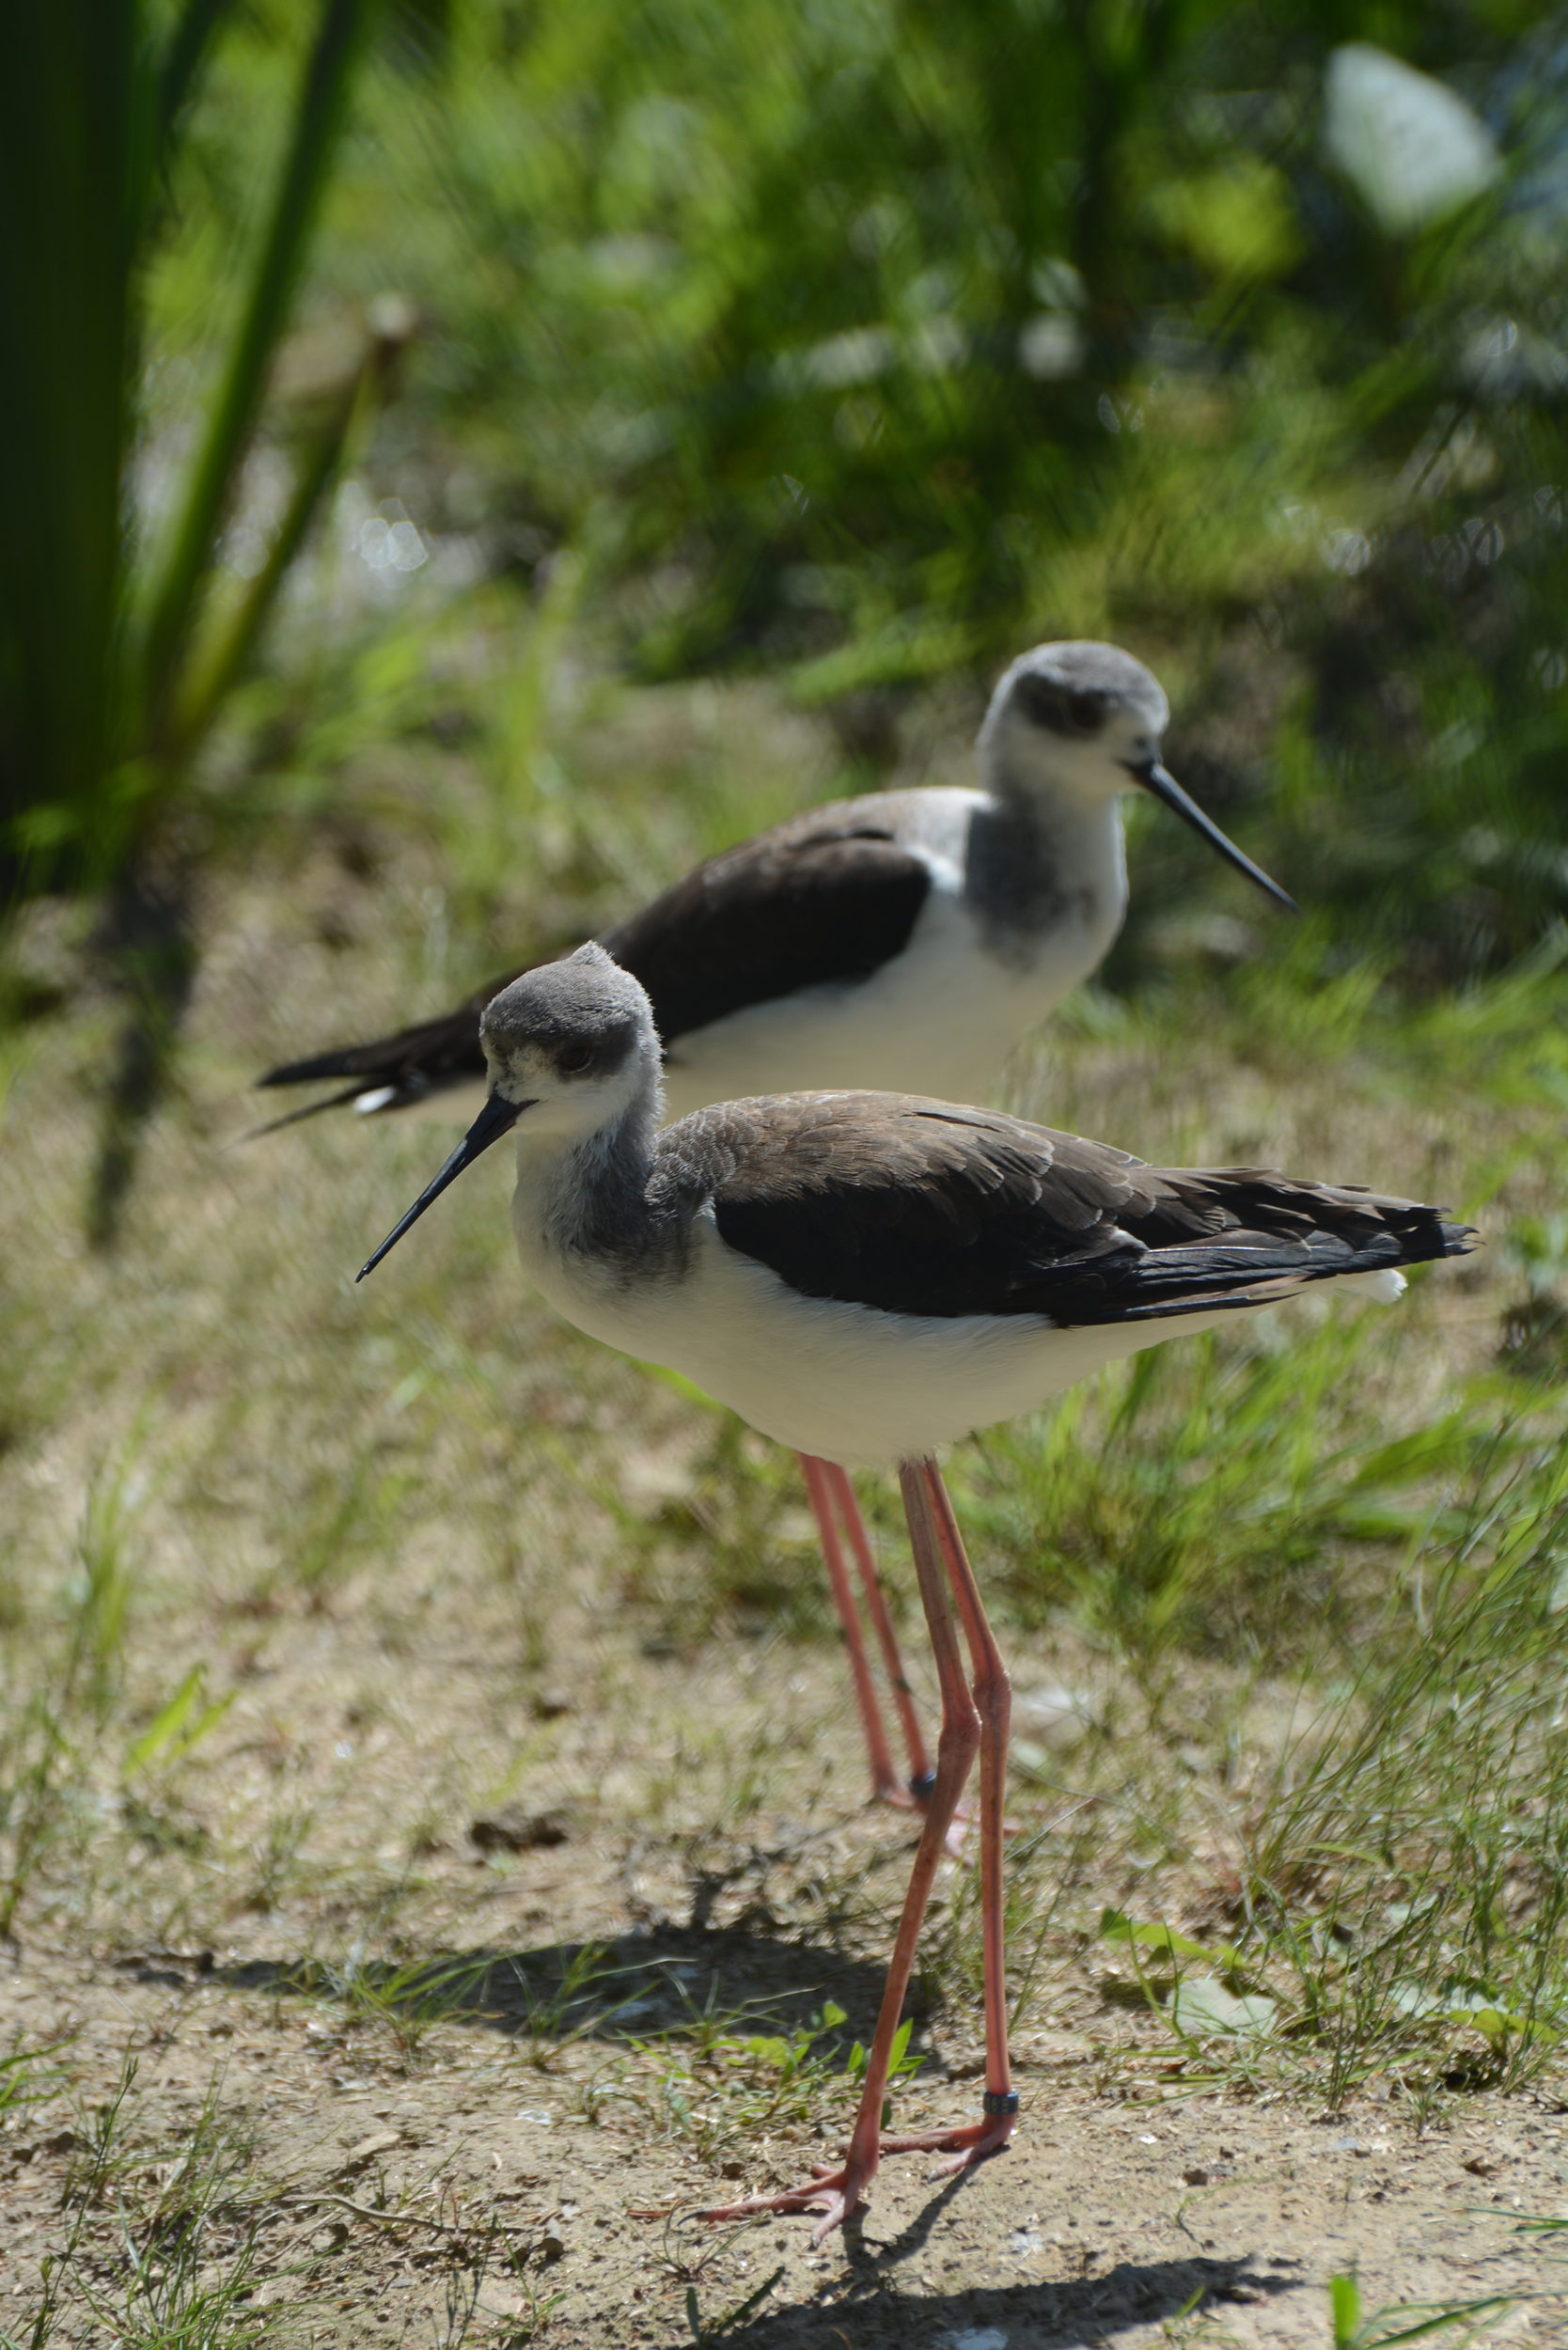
[0, 0, 383, 901]
[8, 0, 1568, 981]
[341, 0, 1568, 976]
[0, 0, 387, 1232]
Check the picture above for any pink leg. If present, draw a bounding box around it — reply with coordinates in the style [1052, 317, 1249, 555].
[823, 1462, 933, 1794]
[698, 1455, 1014, 2243]
[879, 1459, 1015, 2174]
[799, 1453, 902, 1805]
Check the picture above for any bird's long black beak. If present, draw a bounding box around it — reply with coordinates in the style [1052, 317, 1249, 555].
[357, 1090, 528, 1281]
[1131, 760, 1298, 915]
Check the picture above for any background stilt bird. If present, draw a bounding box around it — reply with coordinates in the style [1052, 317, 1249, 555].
[265, 641, 1295, 1819]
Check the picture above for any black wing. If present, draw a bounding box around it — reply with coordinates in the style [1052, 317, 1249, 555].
[599, 802, 930, 1042]
[688, 1095, 1470, 1325]
[259, 799, 931, 1113]
[259, 973, 518, 1101]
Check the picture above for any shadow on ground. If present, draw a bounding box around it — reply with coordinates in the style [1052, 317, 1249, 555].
[113, 1921, 899, 2054]
[729, 2247, 1307, 2341]
[717, 2236, 1300, 2345]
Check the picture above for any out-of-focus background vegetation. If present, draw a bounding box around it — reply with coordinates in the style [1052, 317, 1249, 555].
[10, 1, 1568, 1098]
[5, 8, 1568, 2329]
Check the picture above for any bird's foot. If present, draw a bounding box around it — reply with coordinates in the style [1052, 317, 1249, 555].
[696, 2154, 873, 2246]
[696, 2098, 1015, 2241]
[881, 2098, 1018, 2178]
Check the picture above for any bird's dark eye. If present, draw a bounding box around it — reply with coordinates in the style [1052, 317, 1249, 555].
[1011, 674, 1105, 737]
[557, 1043, 592, 1074]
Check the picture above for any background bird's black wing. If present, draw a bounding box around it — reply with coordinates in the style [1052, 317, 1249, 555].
[695, 1097, 1470, 1323]
[259, 969, 523, 1109]
[259, 801, 929, 1115]
[600, 805, 931, 1043]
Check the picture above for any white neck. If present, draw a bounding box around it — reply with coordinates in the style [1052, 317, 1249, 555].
[507, 1051, 666, 1275]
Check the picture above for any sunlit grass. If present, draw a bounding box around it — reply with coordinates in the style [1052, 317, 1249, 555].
[1, 671, 1565, 2261]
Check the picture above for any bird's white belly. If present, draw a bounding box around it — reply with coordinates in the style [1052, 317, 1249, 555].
[518, 1211, 1242, 1468]
[356, 909, 1042, 1134]
[660, 891, 1108, 1120]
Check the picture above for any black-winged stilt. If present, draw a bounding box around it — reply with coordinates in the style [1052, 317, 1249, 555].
[355, 947, 1470, 2242]
[267, 642, 1295, 1820]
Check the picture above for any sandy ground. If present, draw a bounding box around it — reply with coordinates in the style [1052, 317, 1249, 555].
[4, 1918, 1566, 2347]
[5, 688, 1567, 2344]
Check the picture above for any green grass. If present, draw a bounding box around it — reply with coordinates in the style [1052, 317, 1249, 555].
[5, 10, 1568, 2334]
[3, 683, 1566, 2074]
[3, 2057, 275, 2350]
[3, 710, 1565, 2170]
[1031, 1413, 1568, 2111]
[1326, 2261, 1568, 2348]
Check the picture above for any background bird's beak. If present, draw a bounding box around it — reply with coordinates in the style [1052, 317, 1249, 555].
[357, 1089, 528, 1280]
[1131, 759, 1298, 915]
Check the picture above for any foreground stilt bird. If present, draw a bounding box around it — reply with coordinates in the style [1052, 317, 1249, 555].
[270, 642, 1295, 1814]
[355, 948, 1470, 2241]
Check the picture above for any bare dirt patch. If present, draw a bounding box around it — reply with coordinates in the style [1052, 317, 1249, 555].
[5, 1888, 1568, 2345]
[5, 697, 1568, 2343]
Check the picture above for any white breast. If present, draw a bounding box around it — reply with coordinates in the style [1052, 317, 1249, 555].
[512, 1201, 1241, 1468]
[370, 789, 1127, 1130]
[660, 790, 1127, 1119]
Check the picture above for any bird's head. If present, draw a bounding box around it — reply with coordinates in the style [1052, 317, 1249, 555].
[358, 945, 660, 1279]
[479, 945, 659, 1136]
[980, 641, 1294, 913]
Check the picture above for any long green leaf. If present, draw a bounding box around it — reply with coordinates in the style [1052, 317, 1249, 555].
[120, 1666, 235, 1778]
[122, 1666, 206, 1776]
[158, 0, 235, 149]
[0, 1, 153, 887]
[169, 320, 406, 760]
[139, 0, 378, 754]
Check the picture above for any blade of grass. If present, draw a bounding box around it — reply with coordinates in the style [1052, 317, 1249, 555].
[139, 0, 379, 758]
[157, 0, 234, 148]
[169, 304, 414, 760]
[0, 1, 152, 891]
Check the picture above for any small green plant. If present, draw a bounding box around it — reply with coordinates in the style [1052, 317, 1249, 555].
[1082, 1421, 1568, 2106]
[0, 2033, 75, 2123]
[289, 1448, 420, 1605]
[843, 2014, 921, 2129]
[478, 2231, 568, 2342]
[503, 1940, 619, 2068]
[298, 1945, 498, 2064]
[1330, 2269, 1528, 2348]
[1, 2059, 141, 2350]
[571, 2059, 635, 2127]
[240, 1784, 323, 1917]
[627, 1998, 890, 2163]
[0, 1440, 164, 1934]
[2, 2055, 279, 2350]
[121, 1666, 237, 1823]
[685, 2262, 787, 2344]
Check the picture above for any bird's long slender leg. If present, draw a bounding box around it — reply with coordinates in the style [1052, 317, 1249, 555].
[698, 1454, 983, 2241]
[826, 1464, 992, 1859]
[799, 1453, 902, 1805]
[823, 1461, 933, 1794]
[879, 1457, 1016, 2174]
